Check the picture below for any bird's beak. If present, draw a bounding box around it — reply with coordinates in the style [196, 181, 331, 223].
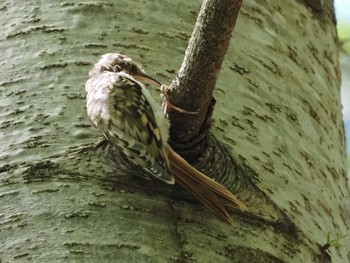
[134, 73, 162, 87]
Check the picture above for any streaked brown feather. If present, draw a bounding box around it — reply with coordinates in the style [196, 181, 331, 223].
[86, 53, 246, 224]
[86, 71, 173, 184]
[166, 146, 246, 224]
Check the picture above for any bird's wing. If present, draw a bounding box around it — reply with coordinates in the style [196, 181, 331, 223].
[86, 72, 174, 184]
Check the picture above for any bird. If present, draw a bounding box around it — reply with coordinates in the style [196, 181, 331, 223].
[85, 53, 246, 224]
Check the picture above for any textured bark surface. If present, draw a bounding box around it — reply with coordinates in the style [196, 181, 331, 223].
[167, 0, 242, 149]
[0, 0, 348, 263]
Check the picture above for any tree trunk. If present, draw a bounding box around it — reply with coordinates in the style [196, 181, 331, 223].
[0, 0, 348, 263]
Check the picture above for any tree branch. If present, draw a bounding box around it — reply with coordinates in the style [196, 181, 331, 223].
[167, 0, 243, 153]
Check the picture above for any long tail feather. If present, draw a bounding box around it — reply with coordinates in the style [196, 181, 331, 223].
[166, 147, 246, 224]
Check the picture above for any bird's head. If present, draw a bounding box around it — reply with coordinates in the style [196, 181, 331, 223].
[90, 53, 161, 87]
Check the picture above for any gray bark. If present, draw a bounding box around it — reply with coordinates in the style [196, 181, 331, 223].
[167, 0, 241, 148]
[0, 0, 348, 263]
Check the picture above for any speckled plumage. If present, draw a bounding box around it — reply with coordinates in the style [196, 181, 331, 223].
[86, 55, 173, 183]
[85, 53, 246, 224]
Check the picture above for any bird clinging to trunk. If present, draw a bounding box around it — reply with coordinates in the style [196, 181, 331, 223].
[85, 53, 245, 224]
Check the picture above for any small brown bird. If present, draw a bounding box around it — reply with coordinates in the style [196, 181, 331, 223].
[85, 53, 245, 223]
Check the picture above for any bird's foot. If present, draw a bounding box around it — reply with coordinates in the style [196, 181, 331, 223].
[94, 138, 109, 149]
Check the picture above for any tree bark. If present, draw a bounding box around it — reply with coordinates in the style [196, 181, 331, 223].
[0, 0, 348, 263]
[167, 0, 242, 150]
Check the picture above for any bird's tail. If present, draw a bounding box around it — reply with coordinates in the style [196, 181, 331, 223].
[166, 147, 246, 224]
